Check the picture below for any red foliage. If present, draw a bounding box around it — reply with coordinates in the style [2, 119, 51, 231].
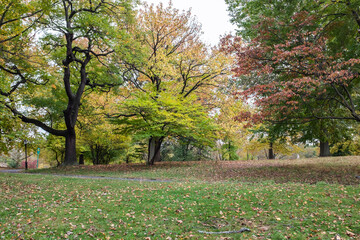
[21, 159, 37, 169]
[221, 11, 360, 122]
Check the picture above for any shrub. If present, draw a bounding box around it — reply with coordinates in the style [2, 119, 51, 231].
[20, 159, 37, 169]
[7, 159, 19, 168]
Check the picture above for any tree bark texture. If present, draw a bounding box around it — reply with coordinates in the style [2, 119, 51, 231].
[64, 130, 77, 165]
[147, 137, 164, 165]
[319, 141, 331, 157]
[268, 142, 275, 159]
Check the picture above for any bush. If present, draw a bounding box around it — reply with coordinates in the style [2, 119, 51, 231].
[7, 159, 19, 168]
[20, 159, 37, 169]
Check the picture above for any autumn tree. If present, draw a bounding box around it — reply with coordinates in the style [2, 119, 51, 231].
[223, 12, 360, 120]
[224, 0, 360, 156]
[223, 0, 360, 155]
[1, 0, 136, 165]
[112, 3, 229, 165]
[77, 91, 130, 165]
[213, 91, 248, 160]
[112, 91, 218, 165]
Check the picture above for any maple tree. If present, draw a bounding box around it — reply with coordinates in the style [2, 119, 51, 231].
[113, 3, 229, 165]
[222, 10, 360, 155]
[225, 0, 360, 156]
[225, 13, 360, 120]
[1, 0, 136, 165]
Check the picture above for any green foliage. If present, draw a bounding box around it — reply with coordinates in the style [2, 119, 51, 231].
[161, 138, 211, 162]
[120, 142, 147, 164]
[76, 91, 132, 165]
[112, 91, 218, 150]
[331, 140, 360, 156]
[220, 139, 240, 161]
[7, 159, 19, 169]
[225, 0, 310, 40]
[45, 134, 65, 166]
[1, 0, 137, 165]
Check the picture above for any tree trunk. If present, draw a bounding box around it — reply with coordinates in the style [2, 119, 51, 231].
[79, 154, 84, 165]
[64, 130, 78, 165]
[269, 142, 275, 159]
[147, 137, 163, 165]
[183, 143, 190, 161]
[319, 141, 331, 157]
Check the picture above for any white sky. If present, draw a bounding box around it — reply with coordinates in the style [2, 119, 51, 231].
[143, 0, 235, 46]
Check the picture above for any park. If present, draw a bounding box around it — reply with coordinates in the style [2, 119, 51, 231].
[1, 0, 360, 239]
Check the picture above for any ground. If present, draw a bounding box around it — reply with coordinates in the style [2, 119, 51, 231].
[30, 156, 360, 185]
[0, 156, 359, 239]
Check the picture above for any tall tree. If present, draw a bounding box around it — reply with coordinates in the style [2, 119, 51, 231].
[113, 3, 229, 165]
[223, 1, 360, 156]
[1, 0, 135, 165]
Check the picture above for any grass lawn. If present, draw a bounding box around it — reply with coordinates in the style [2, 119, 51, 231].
[0, 156, 359, 239]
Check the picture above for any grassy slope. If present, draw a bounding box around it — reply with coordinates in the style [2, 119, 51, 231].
[0, 157, 359, 239]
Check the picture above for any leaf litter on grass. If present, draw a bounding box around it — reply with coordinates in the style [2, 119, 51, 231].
[1, 156, 359, 239]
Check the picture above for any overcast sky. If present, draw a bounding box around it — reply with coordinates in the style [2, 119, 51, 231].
[143, 0, 235, 46]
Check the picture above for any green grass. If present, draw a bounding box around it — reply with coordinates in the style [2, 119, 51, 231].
[1, 157, 359, 239]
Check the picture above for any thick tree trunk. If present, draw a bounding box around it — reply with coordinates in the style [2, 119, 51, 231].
[319, 141, 331, 157]
[64, 130, 78, 165]
[147, 137, 163, 165]
[268, 142, 275, 159]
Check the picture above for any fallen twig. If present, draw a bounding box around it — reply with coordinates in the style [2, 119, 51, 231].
[198, 228, 251, 234]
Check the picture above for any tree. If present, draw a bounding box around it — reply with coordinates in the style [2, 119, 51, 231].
[1, 0, 135, 165]
[225, 0, 360, 53]
[77, 91, 130, 165]
[225, 0, 360, 156]
[113, 3, 229, 165]
[112, 91, 218, 165]
[221, 12, 360, 158]
[214, 93, 247, 160]
[0, 0, 47, 150]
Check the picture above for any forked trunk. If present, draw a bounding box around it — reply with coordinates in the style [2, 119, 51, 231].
[147, 137, 163, 165]
[319, 141, 331, 157]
